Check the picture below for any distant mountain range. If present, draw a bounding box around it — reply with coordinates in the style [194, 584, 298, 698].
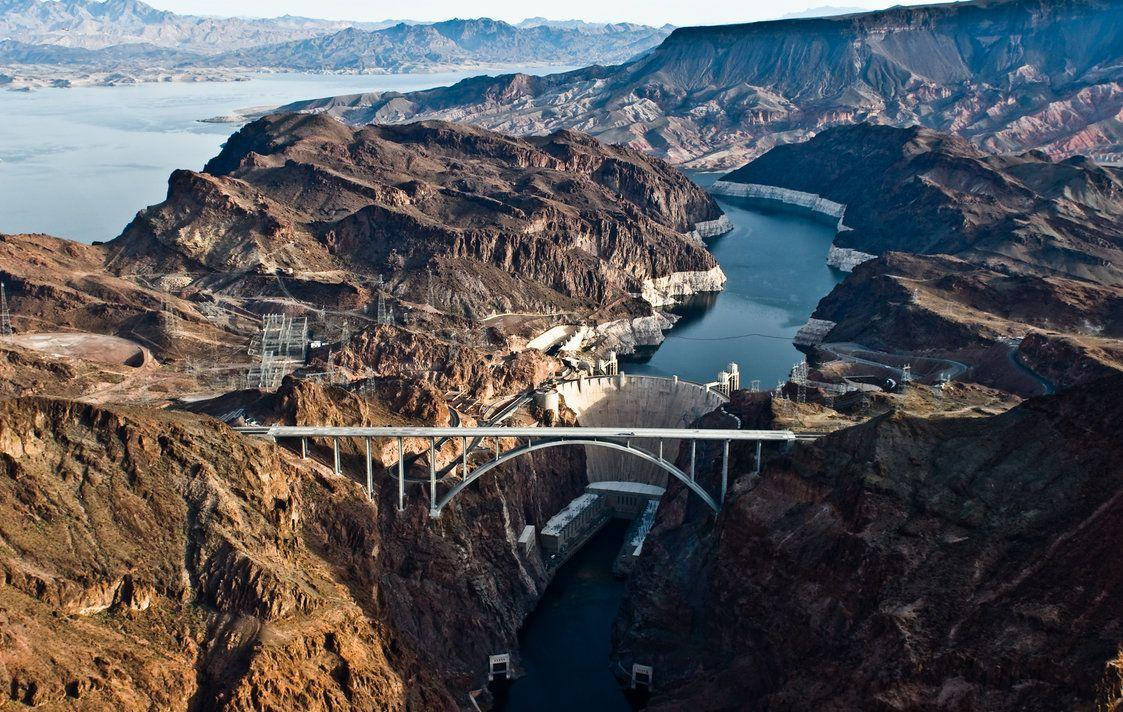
[208, 20, 672, 72]
[280, 0, 1123, 169]
[0, 0, 672, 82]
[0, 0, 397, 52]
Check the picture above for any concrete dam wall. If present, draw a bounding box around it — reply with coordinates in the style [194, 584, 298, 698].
[554, 374, 727, 486]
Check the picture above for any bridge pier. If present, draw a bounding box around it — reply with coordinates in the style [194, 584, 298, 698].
[429, 436, 437, 518]
[333, 436, 340, 476]
[689, 440, 696, 481]
[365, 436, 373, 501]
[721, 440, 729, 502]
[755, 441, 762, 476]
[397, 436, 405, 512]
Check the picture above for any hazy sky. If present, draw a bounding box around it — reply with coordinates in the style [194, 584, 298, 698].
[148, 0, 945, 28]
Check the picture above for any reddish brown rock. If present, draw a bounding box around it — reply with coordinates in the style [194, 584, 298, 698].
[615, 375, 1123, 711]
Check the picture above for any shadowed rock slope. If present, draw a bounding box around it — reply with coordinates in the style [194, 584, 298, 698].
[615, 374, 1123, 711]
[282, 0, 1123, 169]
[0, 395, 585, 709]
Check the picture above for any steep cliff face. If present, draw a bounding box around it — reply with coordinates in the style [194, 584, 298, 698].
[0, 396, 587, 710]
[322, 323, 560, 402]
[282, 0, 1123, 169]
[616, 375, 1123, 711]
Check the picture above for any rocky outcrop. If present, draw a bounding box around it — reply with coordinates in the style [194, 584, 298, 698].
[105, 114, 724, 336]
[721, 124, 1123, 285]
[318, 323, 560, 402]
[0, 393, 588, 710]
[690, 214, 734, 239]
[281, 0, 1123, 169]
[616, 374, 1123, 711]
[639, 266, 726, 309]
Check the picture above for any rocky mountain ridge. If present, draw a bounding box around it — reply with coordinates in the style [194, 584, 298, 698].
[0, 0, 395, 52]
[105, 113, 725, 342]
[281, 0, 1123, 168]
[209, 19, 671, 73]
[0, 388, 588, 709]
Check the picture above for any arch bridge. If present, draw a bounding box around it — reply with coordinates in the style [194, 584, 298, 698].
[236, 426, 804, 517]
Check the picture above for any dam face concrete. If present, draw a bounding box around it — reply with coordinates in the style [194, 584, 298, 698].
[554, 374, 727, 486]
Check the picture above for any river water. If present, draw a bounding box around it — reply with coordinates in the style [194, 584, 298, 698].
[0, 69, 575, 244]
[624, 172, 845, 390]
[498, 519, 633, 712]
[501, 178, 844, 708]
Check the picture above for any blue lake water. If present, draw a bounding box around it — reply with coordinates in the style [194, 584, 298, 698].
[624, 172, 845, 390]
[0, 69, 576, 243]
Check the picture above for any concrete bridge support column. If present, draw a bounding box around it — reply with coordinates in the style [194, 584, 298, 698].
[397, 437, 405, 512]
[333, 437, 340, 476]
[300, 437, 307, 460]
[721, 440, 729, 502]
[755, 441, 762, 476]
[365, 437, 373, 501]
[690, 440, 696, 481]
[429, 437, 437, 517]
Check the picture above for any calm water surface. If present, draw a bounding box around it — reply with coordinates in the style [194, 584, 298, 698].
[0, 69, 575, 243]
[500, 520, 632, 712]
[624, 172, 845, 390]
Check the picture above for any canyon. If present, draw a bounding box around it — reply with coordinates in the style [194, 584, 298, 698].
[720, 123, 1123, 394]
[280, 0, 1123, 169]
[614, 375, 1123, 711]
[3, 27, 1123, 706]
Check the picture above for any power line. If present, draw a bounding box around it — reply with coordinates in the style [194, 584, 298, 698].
[665, 331, 793, 342]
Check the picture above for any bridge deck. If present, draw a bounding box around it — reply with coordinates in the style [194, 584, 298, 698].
[236, 425, 799, 441]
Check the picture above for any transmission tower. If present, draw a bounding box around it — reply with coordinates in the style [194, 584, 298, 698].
[792, 360, 809, 404]
[377, 291, 394, 325]
[0, 282, 11, 336]
[750, 379, 760, 393]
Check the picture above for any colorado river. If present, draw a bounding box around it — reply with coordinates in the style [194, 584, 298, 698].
[625, 172, 845, 390]
[498, 520, 633, 711]
[507, 179, 846, 707]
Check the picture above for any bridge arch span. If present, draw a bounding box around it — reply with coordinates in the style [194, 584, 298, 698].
[433, 438, 719, 517]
